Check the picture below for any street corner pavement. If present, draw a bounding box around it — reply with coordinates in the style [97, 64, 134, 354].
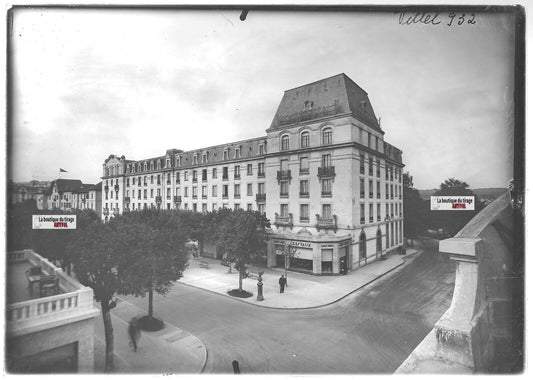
[93, 298, 207, 374]
[179, 249, 421, 309]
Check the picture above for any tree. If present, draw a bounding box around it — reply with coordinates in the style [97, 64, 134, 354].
[33, 209, 100, 274]
[68, 219, 130, 372]
[402, 172, 425, 245]
[116, 210, 189, 326]
[7, 200, 37, 251]
[215, 209, 270, 293]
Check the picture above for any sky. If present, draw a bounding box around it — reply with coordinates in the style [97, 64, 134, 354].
[9, 7, 516, 189]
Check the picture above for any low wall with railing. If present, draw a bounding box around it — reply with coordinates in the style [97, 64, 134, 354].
[396, 192, 516, 373]
[6, 249, 98, 337]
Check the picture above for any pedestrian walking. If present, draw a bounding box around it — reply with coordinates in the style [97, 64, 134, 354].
[279, 275, 287, 294]
[232, 360, 241, 374]
[128, 317, 141, 352]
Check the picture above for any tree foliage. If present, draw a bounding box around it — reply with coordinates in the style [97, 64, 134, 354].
[402, 172, 426, 243]
[213, 209, 270, 291]
[115, 210, 190, 317]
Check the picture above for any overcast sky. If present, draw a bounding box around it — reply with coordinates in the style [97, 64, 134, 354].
[10, 8, 516, 189]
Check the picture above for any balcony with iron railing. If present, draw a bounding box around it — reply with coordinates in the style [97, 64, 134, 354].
[103, 208, 109, 216]
[114, 185, 119, 191]
[360, 217, 366, 225]
[274, 213, 293, 229]
[315, 214, 338, 232]
[317, 166, 336, 179]
[257, 171, 265, 178]
[321, 191, 332, 198]
[255, 193, 266, 203]
[104, 185, 109, 192]
[125, 197, 131, 203]
[280, 192, 289, 198]
[277, 170, 292, 182]
[173, 195, 182, 204]
[300, 192, 309, 198]
[234, 174, 241, 180]
[155, 196, 162, 204]
[299, 168, 309, 175]
[273, 103, 341, 127]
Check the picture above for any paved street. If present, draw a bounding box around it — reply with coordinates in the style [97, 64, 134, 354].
[119, 239, 455, 374]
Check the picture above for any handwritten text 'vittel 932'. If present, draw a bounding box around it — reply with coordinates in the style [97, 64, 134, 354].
[395, 12, 477, 27]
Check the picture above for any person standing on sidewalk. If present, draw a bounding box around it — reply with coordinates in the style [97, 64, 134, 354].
[128, 317, 141, 352]
[279, 275, 287, 294]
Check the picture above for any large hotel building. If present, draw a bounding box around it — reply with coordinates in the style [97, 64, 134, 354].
[101, 74, 404, 275]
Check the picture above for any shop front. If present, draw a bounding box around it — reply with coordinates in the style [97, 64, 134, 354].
[267, 233, 352, 275]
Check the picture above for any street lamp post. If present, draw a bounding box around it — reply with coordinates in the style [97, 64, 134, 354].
[256, 270, 264, 301]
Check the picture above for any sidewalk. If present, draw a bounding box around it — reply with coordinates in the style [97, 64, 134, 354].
[93, 298, 207, 373]
[179, 242, 422, 309]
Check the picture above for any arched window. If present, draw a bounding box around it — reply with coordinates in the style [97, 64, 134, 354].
[359, 231, 367, 260]
[376, 229, 382, 255]
[281, 134, 290, 151]
[322, 127, 333, 145]
[300, 131, 310, 148]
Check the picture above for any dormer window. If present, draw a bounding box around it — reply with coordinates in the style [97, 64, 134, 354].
[322, 127, 333, 145]
[259, 144, 265, 155]
[202, 152, 208, 163]
[281, 134, 289, 151]
[223, 149, 229, 160]
[150, 161, 154, 170]
[193, 154, 199, 165]
[144, 162, 148, 171]
[235, 147, 241, 159]
[157, 160, 161, 170]
[176, 156, 181, 167]
[301, 131, 310, 148]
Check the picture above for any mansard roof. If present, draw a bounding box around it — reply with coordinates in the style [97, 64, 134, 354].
[269, 73, 381, 132]
[50, 179, 83, 193]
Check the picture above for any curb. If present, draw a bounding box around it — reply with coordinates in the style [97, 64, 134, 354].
[179, 249, 422, 311]
[114, 296, 208, 374]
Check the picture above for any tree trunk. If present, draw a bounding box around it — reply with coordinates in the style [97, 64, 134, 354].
[148, 287, 154, 317]
[238, 269, 243, 291]
[198, 238, 204, 258]
[101, 300, 114, 372]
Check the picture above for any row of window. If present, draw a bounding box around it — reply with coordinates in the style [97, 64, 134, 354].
[106, 202, 266, 215]
[279, 178, 333, 197]
[119, 163, 267, 188]
[122, 183, 266, 200]
[360, 179, 402, 199]
[116, 144, 268, 176]
[279, 127, 333, 151]
[277, 201, 403, 225]
[360, 202, 403, 224]
[359, 153, 402, 182]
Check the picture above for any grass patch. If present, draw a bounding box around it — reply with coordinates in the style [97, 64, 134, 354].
[137, 315, 165, 332]
[227, 289, 253, 298]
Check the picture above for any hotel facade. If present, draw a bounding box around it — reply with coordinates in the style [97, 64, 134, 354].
[101, 74, 404, 275]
